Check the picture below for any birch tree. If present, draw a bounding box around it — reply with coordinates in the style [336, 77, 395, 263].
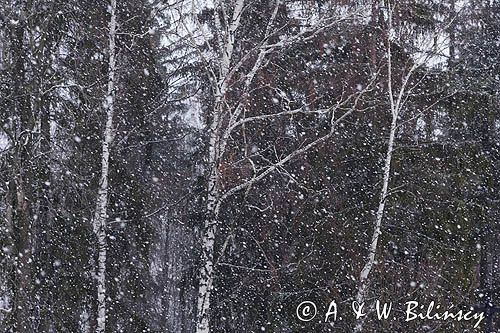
[171, 1, 371, 331]
[354, 2, 450, 331]
[92, 0, 117, 331]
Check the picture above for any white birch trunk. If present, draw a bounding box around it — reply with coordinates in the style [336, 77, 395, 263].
[192, 2, 358, 331]
[93, 0, 117, 332]
[196, 98, 222, 333]
[353, 114, 397, 333]
[354, 4, 399, 331]
[195, 2, 245, 331]
[352, 2, 437, 325]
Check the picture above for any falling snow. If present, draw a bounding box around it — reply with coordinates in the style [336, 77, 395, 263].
[0, 0, 498, 332]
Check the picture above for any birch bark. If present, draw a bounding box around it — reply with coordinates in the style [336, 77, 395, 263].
[191, 2, 361, 332]
[354, 2, 421, 331]
[354, 116, 397, 332]
[196, 100, 222, 333]
[93, 0, 117, 331]
[195, 2, 244, 331]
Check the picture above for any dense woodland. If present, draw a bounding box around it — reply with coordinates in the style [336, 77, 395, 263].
[0, 0, 499, 332]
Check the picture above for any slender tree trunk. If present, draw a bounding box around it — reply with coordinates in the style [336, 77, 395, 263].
[354, 114, 397, 333]
[196, 101, 222, 333]
[9, 9, 35, 332]
[354, 5, 398, 330]
[13, 174, 34, 333]
[93, 0, 117, 331]
[195, 1, 243, 326]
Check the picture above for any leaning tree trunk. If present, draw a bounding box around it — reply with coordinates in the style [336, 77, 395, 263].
[354, 5, 398, 330]
[354, 114, 397, 333]
[93, 0, 117, 331]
